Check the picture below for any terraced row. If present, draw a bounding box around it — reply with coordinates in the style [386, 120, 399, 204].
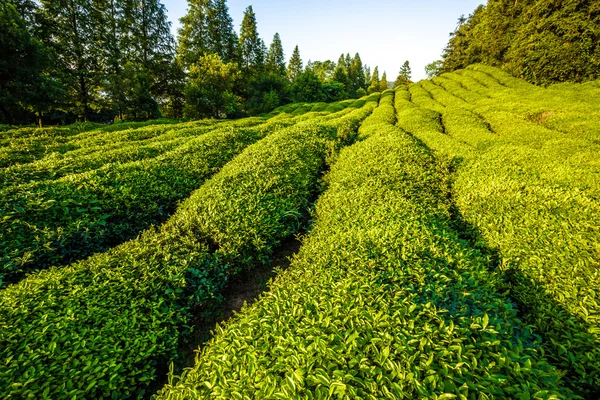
[156, 89, 572, 399]
[397, 67, 600, 395]
[0, 95, 379, 398]
[0, 99, 361, 285]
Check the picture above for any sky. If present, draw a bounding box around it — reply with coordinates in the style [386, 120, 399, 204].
[162, 0, 485, 81]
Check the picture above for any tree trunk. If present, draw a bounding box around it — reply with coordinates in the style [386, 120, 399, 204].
[37, 112, 43, 128]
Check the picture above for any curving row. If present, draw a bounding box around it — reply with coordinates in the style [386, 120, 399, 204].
[0, 95, 379, 398]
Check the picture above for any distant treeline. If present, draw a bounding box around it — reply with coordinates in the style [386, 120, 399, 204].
[0, 0, 405, 126]
[439, 0, 600, 86]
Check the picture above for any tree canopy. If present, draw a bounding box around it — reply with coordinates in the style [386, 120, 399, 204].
[441, 0, 600, 85]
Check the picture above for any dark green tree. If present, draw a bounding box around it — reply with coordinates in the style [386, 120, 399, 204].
[332, 63, 350, 91]
[287, 45, 303, 82]
[0, 2, 61, 125]
[266, 32, 286, 76]
[238, 5, 266, 71]
[379, 71, 388, 91]
[207, 0, 236, 62]
[177, 0, 211, 68]
[184, 53, 240, 118]
[40, 0, 99, 121]
[291, 69, 323, 102]
[321, 81, 346, 102]
[368, 66, 380, 93]
[348, 53, 366, 96]
[395, 61, 412, 86]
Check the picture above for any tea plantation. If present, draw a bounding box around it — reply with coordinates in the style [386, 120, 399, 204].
[1, 67, 598, 399]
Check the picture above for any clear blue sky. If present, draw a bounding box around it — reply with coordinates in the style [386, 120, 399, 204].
[162, 0, 484, 81]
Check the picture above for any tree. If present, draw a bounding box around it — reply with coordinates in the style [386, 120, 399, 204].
[440, 5, 486, 73]
[184, 53, 240, 118]
[238, 5, 265, 71]
[266, 33, 286, 76]
[0, 2, 61, 125]
[395, 61, 412, 86]
[291, 69, 323, 102]
[177, 0, 236, 67]
[321, 81, 346, 102]
[348, 53, 366, 97]
[41, 0, 99, 121]
[368, 66, 380, 93]
[424, 60, 442, 78]
[308, 60, 336, 82]
[207, 0, 236, 62]
[177, 0, 210, 68]
[125, 0, 175, 114]
[379, 72, 388, 91]
[333, 63, 350, 89]
[287, 45, 303, 82]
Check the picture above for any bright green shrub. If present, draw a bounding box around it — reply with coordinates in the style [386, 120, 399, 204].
[0, 119, 292, 284]
[395, 71, 600, 395]
[156, 91, 571, 399]
[0, 121, 340, 398]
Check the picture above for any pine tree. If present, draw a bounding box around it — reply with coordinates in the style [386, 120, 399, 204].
[395, 60, 412, 87]
[238, 6, 265, 71]
[177, 0, 211, 68]
[0, 1, 60, 125]
[379, 72, 388, 91]
[266, 32, 285, 76]
[287, 45, 303, 81]
[128, 0, 175, 110]
[348, 53, 366, 96]
[332, 63, 349, 89]
[208, 0, 236, 62]
[368, 66, 380, 93]
[337, 54, 346, 71]
[40, 0, 99, 121]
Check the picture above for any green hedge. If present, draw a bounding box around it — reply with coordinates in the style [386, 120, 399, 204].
[0, 119, 290, 284]
[398, 74, 600, 395]
[0, 120, 183, 168]
[0, 119, 260, 188]
[0, 120, 341, 398]
[156, 90, 571, 399]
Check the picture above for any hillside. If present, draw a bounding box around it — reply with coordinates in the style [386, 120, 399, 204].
[0, 66, 599, 399]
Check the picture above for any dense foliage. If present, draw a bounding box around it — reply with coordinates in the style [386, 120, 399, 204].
[1, 0, 379, 125]
[0, 98, 377, 397]
[157, 89, 573, 399]
[441, 0, 600, 85]
[401, 64, 600, 396]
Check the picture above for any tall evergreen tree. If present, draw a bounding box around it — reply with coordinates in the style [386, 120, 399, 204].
[177, 0, 211, 68]
[368, 66, 380, 93]
[287, 45, 303, 81]
[125, 0, 175, 111]
[344, 53, 352, 71]
[238, 5, 265, 71]
[40, 0, 99, 121]
[348, 53, 366, 96]
[332, 63, 350, 89]
[379, 71, 388, 91]
[0, 1, 60, 125]
[395, 61, 412, 87]
[336, 54, 346, 75]
[207, 0, 236, 62]
[266, 32, 286, 76]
